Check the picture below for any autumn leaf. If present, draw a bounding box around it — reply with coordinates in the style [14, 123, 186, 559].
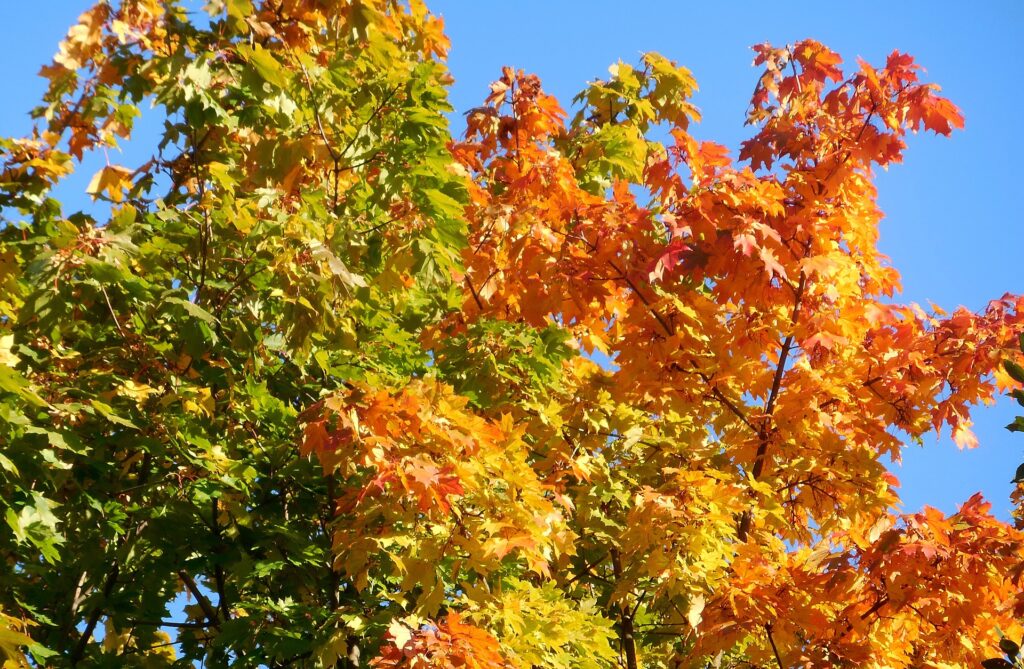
[85, 165, 133, 202]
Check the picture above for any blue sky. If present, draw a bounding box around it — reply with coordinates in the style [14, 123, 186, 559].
[2, 1, 1023, 519]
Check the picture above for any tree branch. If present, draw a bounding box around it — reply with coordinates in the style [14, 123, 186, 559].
[70, 564, 120, 665]
[464, 276, 485, 311]
[101, 286, 126, 338]
[126, 618, 211, 629]
[765, 623, 784, 669]
[610, 549, 639, 669]
[211, 499, 231, 622]
[738, 271, 807, 541]
[178, 569, 221, 630]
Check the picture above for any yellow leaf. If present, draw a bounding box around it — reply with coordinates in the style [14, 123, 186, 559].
[315, 628, 348, 667]
[387, 620, 413, 651]
[0, 335, 17, 367]
[52, 6, 105, 71]
[0, 610, 32, 668]
[118, 380, 159, 404]
[952, 422, 979, 450]
[687, 593, 705, 629]
[86, 165, 133, 202]
[183, 387, 215, 417]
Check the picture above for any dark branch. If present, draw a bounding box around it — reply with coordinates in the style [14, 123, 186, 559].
[177, 569, 221, 630]
[766, 623, 785, 669]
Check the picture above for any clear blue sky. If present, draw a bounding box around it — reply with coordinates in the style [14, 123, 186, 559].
[2, 1, 1022, 519]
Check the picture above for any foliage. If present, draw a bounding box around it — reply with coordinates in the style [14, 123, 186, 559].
[980, 634, 1023, 669]
[0, 2, 1022, 668]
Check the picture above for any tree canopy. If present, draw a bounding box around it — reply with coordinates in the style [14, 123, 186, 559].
[1, 2, 1023, 668]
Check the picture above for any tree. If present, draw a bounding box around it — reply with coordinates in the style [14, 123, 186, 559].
[0, 2, 1021, 668]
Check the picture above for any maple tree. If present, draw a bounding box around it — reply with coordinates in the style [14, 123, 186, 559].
[1, 1, 1023, 668]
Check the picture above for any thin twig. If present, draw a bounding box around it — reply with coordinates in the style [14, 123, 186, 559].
[465, 276, 484, 311]
[766, 623, 785, 669]
[101, 286, 126, 338]
[211, 499, 231, 621]
[71, 565, 120, 665]
[125, 618, 211, 629]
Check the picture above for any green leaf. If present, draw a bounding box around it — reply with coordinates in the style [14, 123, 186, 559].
[89, 399, 138, 429]
[0, 451, 18, 475]
[1013, 389, 1024, 408]
[5, 508, 23, 542]
[237, 44, 289, 88]
[593, 124, 646, 181]
[981, 659, 1013, 669]
[165, 296, 218, 324]
[421, 187, 465, 222]
[1004, 360, 1024, 384]
[999, 637, 1020, 660]
[1013, 462, 1024, 483]
[0, 366, 48, 407]
[227, 0, 253, 21]
[7, 493, 64, 564]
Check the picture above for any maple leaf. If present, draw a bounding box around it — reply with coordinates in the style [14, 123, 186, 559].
[953, 423, 980, 450]
[649, 239, 690, 281]
[52, 5, 107, 71]
[802, 331, 847, 352]
[733, 232, 757, 257]
[912, 89, 966, 136]
[405, 456, 465, 513]
[487, 76, 511, 107]
[373, 613, 511, 669]
[794, 39, 844, 83]
[85, 165, 133, 202]
[758, 246, 788, 280]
